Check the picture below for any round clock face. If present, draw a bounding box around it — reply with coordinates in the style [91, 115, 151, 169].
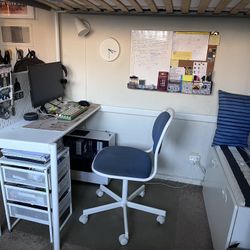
[99, 38, 120, 62]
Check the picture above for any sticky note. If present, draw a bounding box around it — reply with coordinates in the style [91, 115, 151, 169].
[209, 35, 220, 45]
[172, 51, 192, 60]
[182, 75, 193, 82]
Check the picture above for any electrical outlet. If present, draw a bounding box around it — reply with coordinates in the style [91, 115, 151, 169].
[189, 153, 200, 163]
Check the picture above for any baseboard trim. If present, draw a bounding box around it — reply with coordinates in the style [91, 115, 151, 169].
[155, 173, 202, 186]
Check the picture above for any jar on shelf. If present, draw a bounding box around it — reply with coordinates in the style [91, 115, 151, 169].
[129, 75, 139, 85]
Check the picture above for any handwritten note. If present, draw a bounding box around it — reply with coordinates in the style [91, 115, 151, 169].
[130, 30, 173, 85]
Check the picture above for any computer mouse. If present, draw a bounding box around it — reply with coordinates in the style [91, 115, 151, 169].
[78, 100, 90, 107]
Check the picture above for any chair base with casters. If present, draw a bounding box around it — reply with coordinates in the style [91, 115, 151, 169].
[79, 180, 166, 245]
[79, 108, 174, 246]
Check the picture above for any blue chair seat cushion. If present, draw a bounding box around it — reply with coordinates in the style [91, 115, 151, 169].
[92, 146, 152, 179]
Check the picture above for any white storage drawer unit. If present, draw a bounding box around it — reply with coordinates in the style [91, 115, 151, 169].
[57, 151, 70, 180]
[2, 166, 46, 188]
[8, 203, 50, 225]
[5, 172, 70, 208]
[7, 190, 71, 226]
[203, 146, 250, 250]
[0, 147, 72, 243]
[58, 172, 70, 198]
[1, 148, 69, 188]
[5, 185, 48, 207]
[59, 191, 71, 217]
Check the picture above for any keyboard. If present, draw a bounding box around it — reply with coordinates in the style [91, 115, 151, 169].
[57, 104, 88, 121]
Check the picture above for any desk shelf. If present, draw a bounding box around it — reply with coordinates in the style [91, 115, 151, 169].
[64, 129, 115, 185]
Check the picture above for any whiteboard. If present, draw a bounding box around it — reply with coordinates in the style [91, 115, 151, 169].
[130, 30, 173, 86]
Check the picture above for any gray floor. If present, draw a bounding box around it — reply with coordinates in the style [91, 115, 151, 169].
[0, 179, 213, 250]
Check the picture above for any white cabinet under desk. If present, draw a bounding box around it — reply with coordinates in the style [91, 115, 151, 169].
[64, 129, 115, 185]
[0, 147, 72, 243]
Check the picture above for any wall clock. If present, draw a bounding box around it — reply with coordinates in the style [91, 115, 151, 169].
[99, 38, 120, 62]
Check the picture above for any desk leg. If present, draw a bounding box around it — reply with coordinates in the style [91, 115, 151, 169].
[50, 144, 60, 250]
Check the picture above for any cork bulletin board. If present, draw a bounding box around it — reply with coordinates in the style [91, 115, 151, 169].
[128, 30, 220, 95]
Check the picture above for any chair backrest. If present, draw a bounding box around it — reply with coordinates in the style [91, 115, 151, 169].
[152, 108, 174, 154]
[147, 108, 174, 181]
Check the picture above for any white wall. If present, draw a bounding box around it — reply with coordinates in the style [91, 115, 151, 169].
[0, 8, 57, 66]
[61, 15, 250, 115]
[0, 9, 56, 130]
[59, 15, 249, 184]
[83, 106, 216, 185]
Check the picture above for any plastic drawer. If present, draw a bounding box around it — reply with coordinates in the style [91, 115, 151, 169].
[58, 173, 70, 198]
[59, 191, 71, 217]
[57, 152, 70, 180]
[2, 166, 46, 188]
[5, 185, 48, 207]
[8, 203, 49, 225]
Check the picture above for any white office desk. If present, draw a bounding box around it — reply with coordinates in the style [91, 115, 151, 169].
[0, 104, 100, 250]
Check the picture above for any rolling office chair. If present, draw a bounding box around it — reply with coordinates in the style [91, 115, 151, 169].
[79, 108, 175, 245]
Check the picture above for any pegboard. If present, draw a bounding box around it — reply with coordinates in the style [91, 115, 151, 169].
[0, 71, 35, 129]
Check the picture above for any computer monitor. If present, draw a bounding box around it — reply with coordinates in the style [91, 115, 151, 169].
[28, 62, 65, 108]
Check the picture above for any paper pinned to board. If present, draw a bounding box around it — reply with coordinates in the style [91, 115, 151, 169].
[209, 34, 221, 45]
[169, 67, 185, 81]
[172, 32, 209, 61]
[170, 59, 179, 67]
[172, 51, 192, 60]
[193, 61, 207, 79]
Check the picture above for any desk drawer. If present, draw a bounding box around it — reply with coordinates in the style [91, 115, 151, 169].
[57, 152, 70, 180]
[2, 166, 46, 188]
[8, 203, 49, 225]
[8, 191, 71, 225]
[1, 149, 69, 188]
[59, 191, 71, 217]
[58, 173, 70, 199]
[5, 185, 48, 207]
[5, 175, 70, 208]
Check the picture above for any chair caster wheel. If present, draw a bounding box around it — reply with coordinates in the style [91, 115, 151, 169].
[156, 215, 165, 224]
[139, 190, 145, 197]
[96, 189, 104, 197]
[119, 234, 128, 245]
[79, 214, 88, 224]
